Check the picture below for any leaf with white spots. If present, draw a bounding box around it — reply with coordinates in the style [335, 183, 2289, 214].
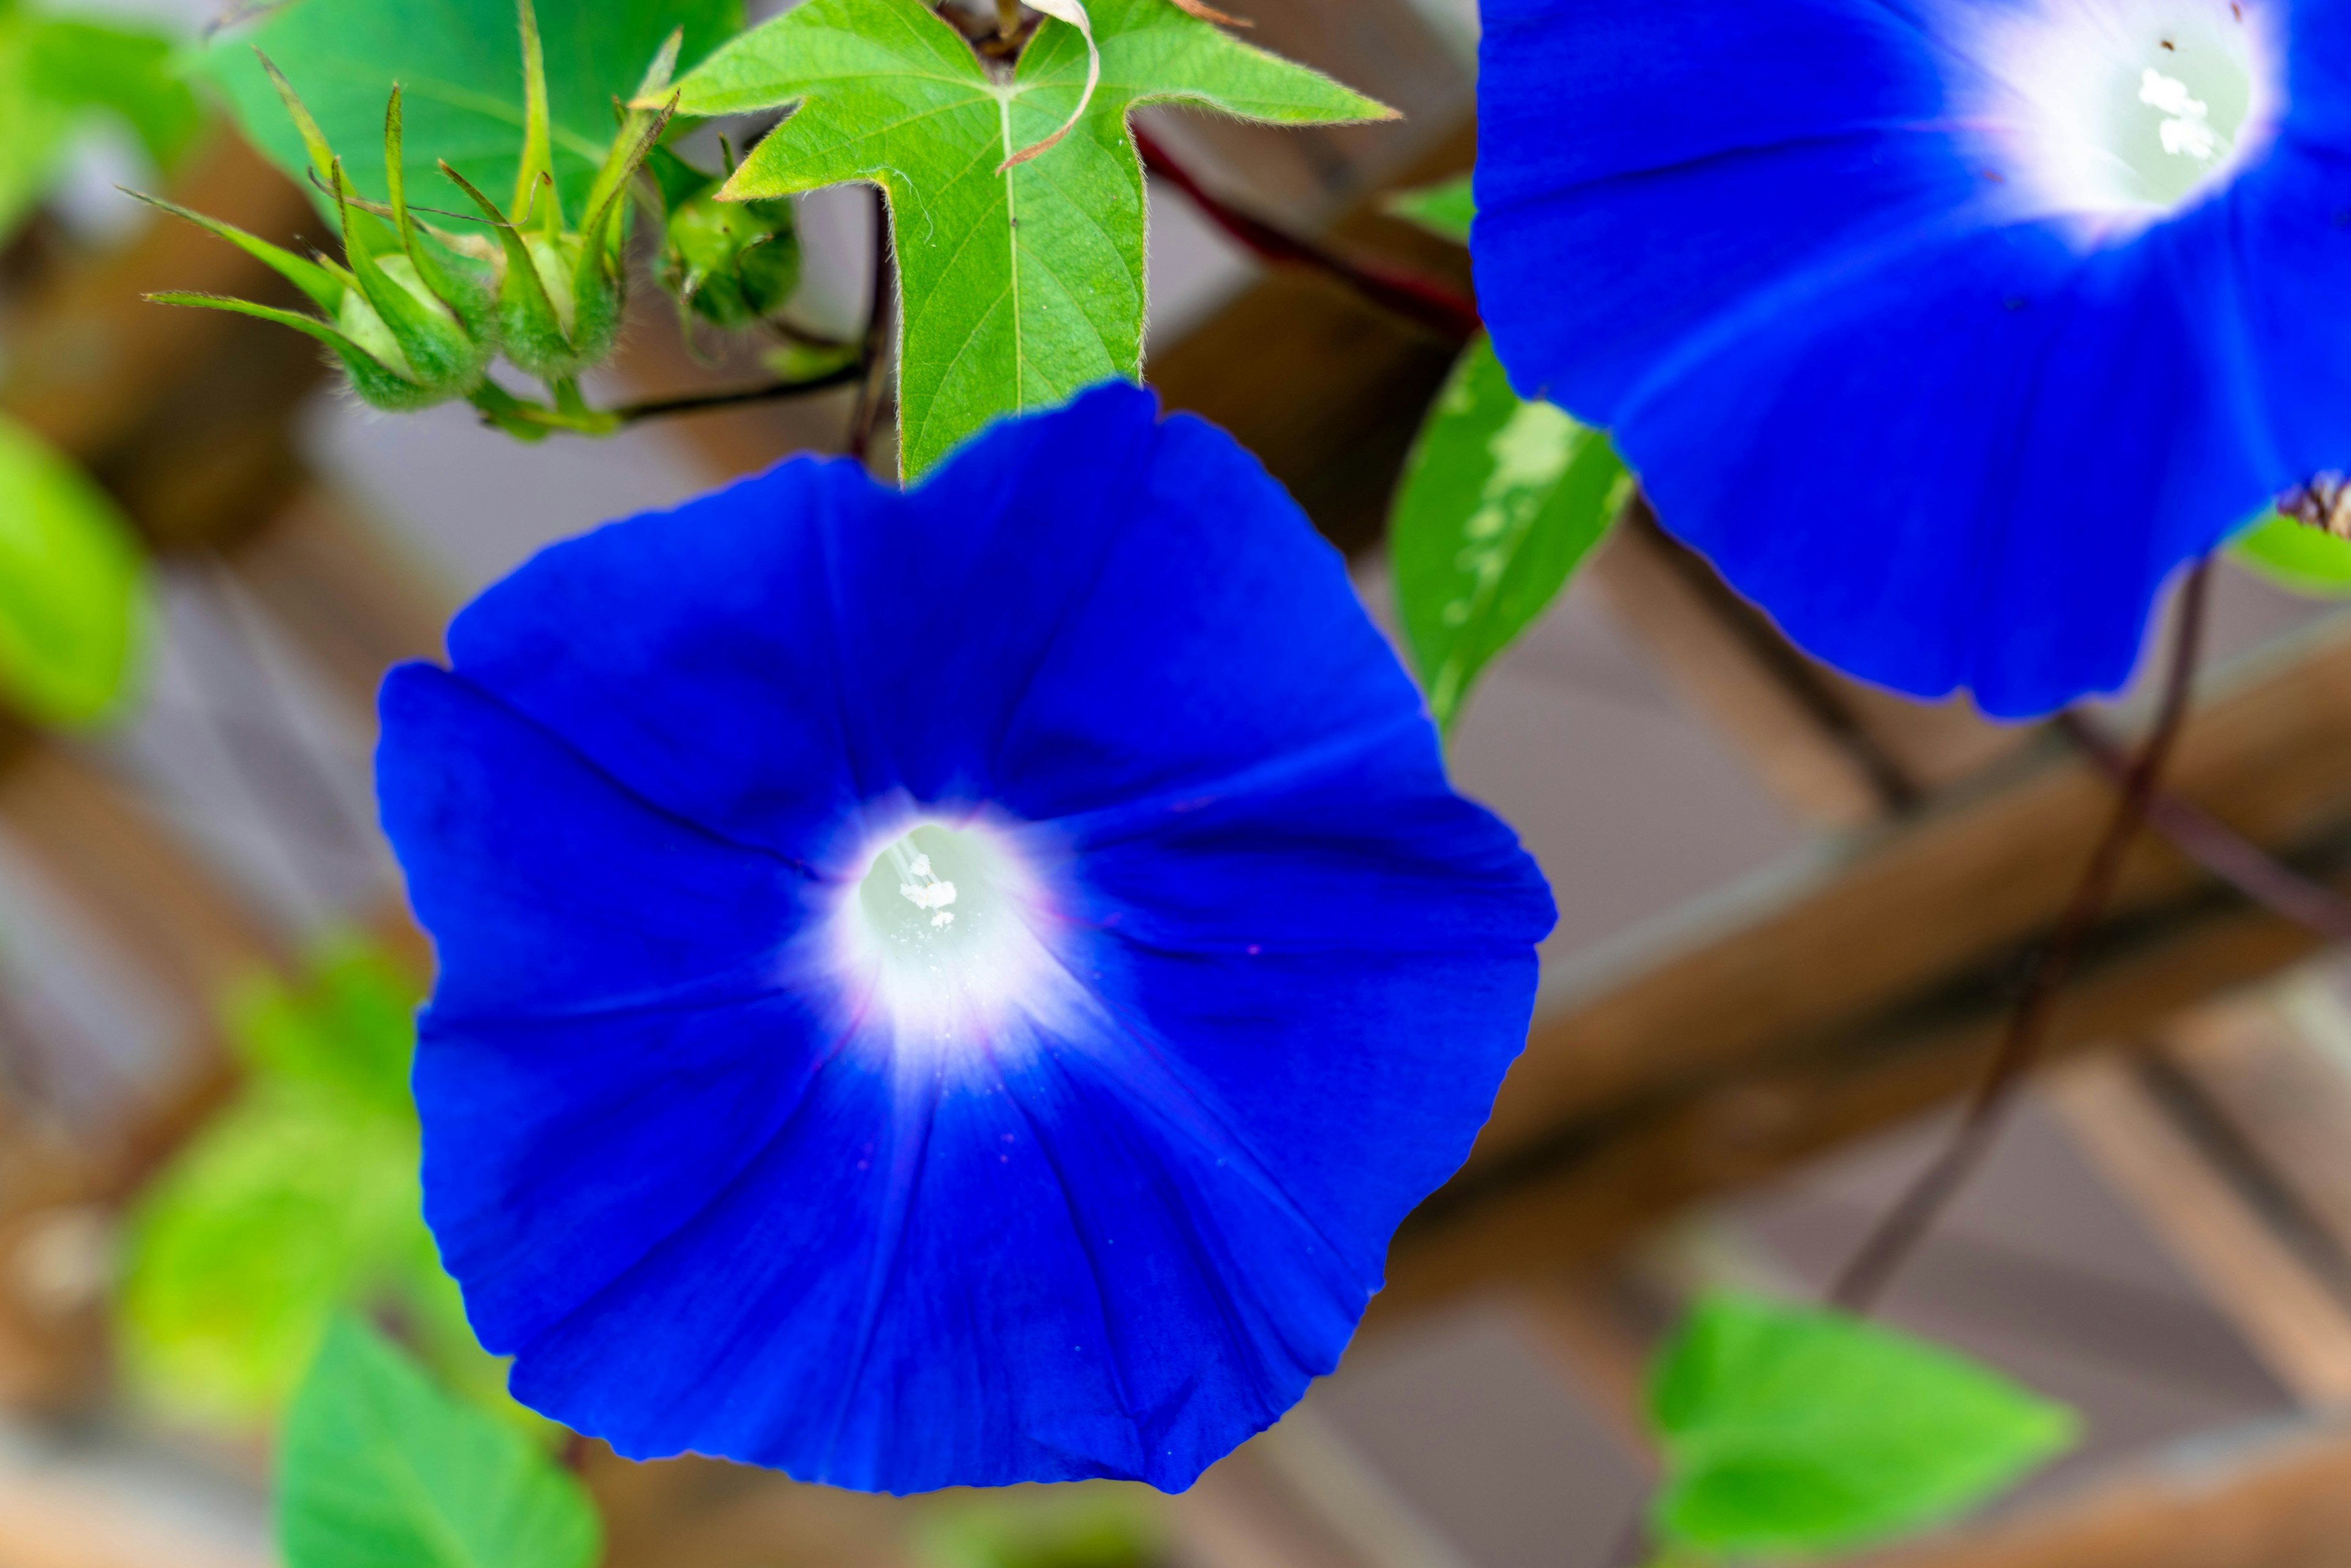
[1390, 333, 1627, 730]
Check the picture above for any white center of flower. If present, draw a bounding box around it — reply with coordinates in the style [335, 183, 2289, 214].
[1960, 0, 2278, 232]
[836, 819, 1070, 1062]
[857, 823, 998, 948]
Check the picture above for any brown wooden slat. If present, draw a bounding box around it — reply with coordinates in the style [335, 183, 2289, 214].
[2050, 1049, 2351, 1406]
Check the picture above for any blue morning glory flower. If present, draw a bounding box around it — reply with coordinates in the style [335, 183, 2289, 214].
[375, 383, 1554, 1493]
[1474, 0, 2351, 717]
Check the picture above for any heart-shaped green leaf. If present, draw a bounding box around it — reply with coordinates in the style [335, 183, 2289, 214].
[1649, 1292, 2077, 1558]
[279, 1319, 598, 1568]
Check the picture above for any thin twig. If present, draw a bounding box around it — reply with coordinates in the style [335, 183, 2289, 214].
[610, 362, 866, 423]
[847, 186, 894, 464]
[1132, 126, 1482, 341]
[1828, 560, 2215, 1313]
[2057, 711, 2351, 943]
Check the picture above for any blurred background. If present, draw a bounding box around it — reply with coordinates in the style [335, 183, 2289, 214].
[10, 0, 2351, 1564]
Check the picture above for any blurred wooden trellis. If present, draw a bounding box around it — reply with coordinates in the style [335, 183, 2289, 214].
[7, 0, 2351, 1564]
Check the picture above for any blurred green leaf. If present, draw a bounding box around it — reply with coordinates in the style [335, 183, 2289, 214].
[279, 1319, 599, 1568]
[1649, 1292, 2077, 1558]
[673, 0, 1387, 477]
[203, 0, 741, 217]
[30, 16, 202, 169]
[1383, 173, 1472, 244]
[1391, 333, 1625, 729]
[920, 1493, 1164, 1568]
[118, 939, 503, 1424]
[225, 940, 419, 1113]
[2229, 511, 2351, 596]
[0, 5, 198, 238]
[0, 7, 75, 233]
[0, 413, 148, 729]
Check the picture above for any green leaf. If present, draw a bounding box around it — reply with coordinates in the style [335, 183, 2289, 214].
[1649, 1292, 2077, 1558]
[2230, 510, 2351, 596]
[225, 938, 422, 1113]
[118, 940, 501, 1424]
[204, 0, 741, 218]
[1391, 334, 1625, 729]
[29, 15, 203, 170]
[0, 12, 75, 241]
[920, 1493, 1164, 1568]
[0, 9, 200, 239]
[675, 0, 1389, 477]
[279, 1319, 599, 1568]
[118, 1076, 442, 1420]
[0, 413, 148, 728]
[1383, 173, 1472, 244]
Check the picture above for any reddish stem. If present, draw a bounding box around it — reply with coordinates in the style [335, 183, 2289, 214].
[1131, 126, 1482, 341]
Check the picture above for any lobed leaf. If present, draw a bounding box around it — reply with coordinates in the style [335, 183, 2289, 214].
[674, 0, 1389, 476]
[1648, 1292, 2077, 1558]
[279, 1319, 599, 1568]
[1392, 334, 1625, 729]
[204, 0, 741, 217]
[0, 413, 148, 728]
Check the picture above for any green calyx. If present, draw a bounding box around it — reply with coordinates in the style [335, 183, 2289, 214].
[143, 0, 680, 419]
[654, 139, 800, 332]
[660, 181, 800, 331]
[440, 14, 679, 380]
[141, 59, 498, 412]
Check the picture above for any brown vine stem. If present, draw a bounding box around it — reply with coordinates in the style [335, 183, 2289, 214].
[612, 361, 868, 424]
[1130, 126, 1483, 341]
[2057, 710, 2351, 943]
[1828, 558, 2215, 1314]
[847, 185, 896, 463]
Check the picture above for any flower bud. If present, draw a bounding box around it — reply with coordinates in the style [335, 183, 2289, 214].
[661, 186, 801, 330]
[140, 67, 497, 413]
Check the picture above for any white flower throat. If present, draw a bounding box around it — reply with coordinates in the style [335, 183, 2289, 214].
[840, 818, 1073, 1062]
[857, 823, 997, 951]
[1963, 0, 2276, 230]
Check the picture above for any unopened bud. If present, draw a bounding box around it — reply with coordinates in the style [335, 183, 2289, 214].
[661, 187, 801, 329]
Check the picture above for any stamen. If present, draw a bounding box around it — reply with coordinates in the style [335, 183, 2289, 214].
[888, 844, 958, 926]
[1959, 0, 2276, 230]
[837, 817, 1071, 1063]
[2139, 68, 2223, 161]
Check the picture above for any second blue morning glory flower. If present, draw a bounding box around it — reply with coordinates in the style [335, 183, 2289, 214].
[1474, 0, 2351, 716]
[375, 383, 1555, 1493]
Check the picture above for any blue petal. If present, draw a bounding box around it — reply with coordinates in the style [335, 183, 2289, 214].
[1472, 0, 2351, 716]
[1614, 219, 2269, 715]
[432, 384, 1424, 855]
[497, 1009, 1376, 1491]
[377, 666, 810, 1016]
[376, 383, 1556, 1492]
[2224, 133, 2351, 480]
[1473, 0, 1976, 417]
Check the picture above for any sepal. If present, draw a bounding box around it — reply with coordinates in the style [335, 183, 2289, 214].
[138, 61, 498, 412]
